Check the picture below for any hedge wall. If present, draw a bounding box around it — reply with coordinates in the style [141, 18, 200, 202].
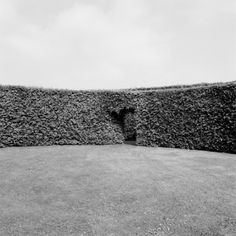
[0, 82, 235, 153]
[135, 83, 236, 153]
[0, 86, 130, 147]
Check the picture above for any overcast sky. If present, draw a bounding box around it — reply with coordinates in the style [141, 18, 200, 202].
[0, 0, 235, 90]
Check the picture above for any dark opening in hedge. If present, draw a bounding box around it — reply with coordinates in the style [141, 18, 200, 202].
[110, 108, 136, 142]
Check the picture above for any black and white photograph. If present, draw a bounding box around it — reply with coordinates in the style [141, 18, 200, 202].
[0, 0, 235, 235]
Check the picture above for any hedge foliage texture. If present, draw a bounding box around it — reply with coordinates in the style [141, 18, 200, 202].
[0, 82, 235, 153]
[0, 86, 127, 147]
[136, 83, 236, 153]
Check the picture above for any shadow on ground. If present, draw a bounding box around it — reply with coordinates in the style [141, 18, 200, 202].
[123, 140, 136, 146]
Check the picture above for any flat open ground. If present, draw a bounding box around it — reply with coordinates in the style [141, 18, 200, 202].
[0, 145, 235, 236]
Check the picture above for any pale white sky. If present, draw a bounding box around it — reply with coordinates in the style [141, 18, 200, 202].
[0, 0, 235, 90]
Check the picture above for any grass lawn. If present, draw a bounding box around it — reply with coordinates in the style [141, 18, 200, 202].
[0, 145, 235, 236]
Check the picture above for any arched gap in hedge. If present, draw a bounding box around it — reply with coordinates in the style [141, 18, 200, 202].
[110, 108, 136, 144]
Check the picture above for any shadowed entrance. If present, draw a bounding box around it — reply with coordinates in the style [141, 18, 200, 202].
[110, 108, 136, 143]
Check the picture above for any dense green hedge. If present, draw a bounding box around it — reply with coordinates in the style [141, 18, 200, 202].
[0, 82, 235, 153]
[135, 83, 236, 153]
[0, 86, 128, 147]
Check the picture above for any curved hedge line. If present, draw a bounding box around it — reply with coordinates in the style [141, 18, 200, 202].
[0, 82, 235, 153]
